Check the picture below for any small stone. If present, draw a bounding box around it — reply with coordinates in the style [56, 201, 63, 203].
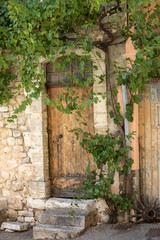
[12, 181, 24, 192]
[0, 106, 9, 112]
[16, 138, 23, 145]
[7, 137, 15, 146]
[2, 113, 9, 118]
[13, 130, 21, 138]
[25, 217, 35, 223]
[17, 216, 24, 222]
[18, 211, 33, 217]
[5, 229, 15, 233]
[1, 222, 29, 231]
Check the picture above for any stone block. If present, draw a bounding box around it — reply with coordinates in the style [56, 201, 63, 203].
[8, 209, 18, 221]
[18, 164, 33, 180]
[0, 106, 9, 112]
[13, 130, 21, 138]
[29, 181, 50, 199]
[28, 114, 43, 132]
[12, 181, 24, 192]
[8, 198, 23, 210]
[18, 210, 34, 217]
[33, 224, 85, 239]
[0, 170, 9, 180]
[31, 132, 43, 147]
[25, 217, 35, 223]
[1, 222, 29, 231]
[6, 120, 17, 129]
[7, 137, 15, 146]
[17, 216, 24, 222]
[23, 132, 31, 147]
[27, 197, 46, 210]
[28, 148, 43, 164]
[2, 113, 9, 118]
[18, 116, 26, 125]
[16, 138, 23, 145]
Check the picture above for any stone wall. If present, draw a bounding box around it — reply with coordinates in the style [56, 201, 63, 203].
[0, 80, 50, 225]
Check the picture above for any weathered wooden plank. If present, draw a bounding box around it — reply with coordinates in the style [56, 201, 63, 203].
[150, 100, 158, 201]
[139, 91, 145, 200]
[144, 85, 152, 203]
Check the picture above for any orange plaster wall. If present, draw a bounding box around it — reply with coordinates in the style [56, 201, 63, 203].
[117, 38, 139, 170]
[126, 38, 139, 170]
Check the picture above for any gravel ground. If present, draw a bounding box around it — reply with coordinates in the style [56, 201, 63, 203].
[1, 223, 160, 240]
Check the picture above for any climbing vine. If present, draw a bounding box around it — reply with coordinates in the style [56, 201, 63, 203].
[0, 0, 160, 219]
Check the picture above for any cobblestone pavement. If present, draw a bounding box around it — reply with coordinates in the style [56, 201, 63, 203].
[1, 223, 160, 240]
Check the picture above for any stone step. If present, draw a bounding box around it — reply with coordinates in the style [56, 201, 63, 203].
[45, 198, 96, 211]
[1, 222, 29, 231]
[39, 209, 95, 227]
[33, 224, 85, 239]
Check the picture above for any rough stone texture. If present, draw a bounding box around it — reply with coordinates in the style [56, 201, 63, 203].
[45, 198, 96, 211]
[27, 197, 46, 210]
[95, 199, 109, 223]
[1, 222, 29, 231]
[0, 208, 7, 225]
[29, 181, 50, 199]
[33, 225, 85, 239]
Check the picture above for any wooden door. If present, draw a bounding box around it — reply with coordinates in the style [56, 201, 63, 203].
[48, 86, 94, 197]
[139, 83, 160, 204]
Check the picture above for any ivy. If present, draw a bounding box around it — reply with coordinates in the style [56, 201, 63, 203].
[0, 0, 160, 219]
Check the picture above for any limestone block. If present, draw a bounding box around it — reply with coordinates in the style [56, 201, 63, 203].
[7, 137, 15, 146]
[0, 121, 4, 127]
[28, 114, 43, 132]
[2, 113, 9, 118]
[0, 106, 9, 112]
[17, 216, 24, 222]
[1, 170, 9, 180]
[6, 119, 17, 129]
[16, 138, 23, 145]
[29, 181, 50, 199]
[13, 146, 23, 152]
[18, 210, 34, 217]
[6, 180, 12, 190]
[8, 198, 23, 210]
[0, 197, 7, 209]
[7, 209, 18, 221]
[12, 181, 24, 192]
[95, 199, 109, 223]
[28, 148, 43, 164]
[31, 132, 43, 147]
[1, 222, 29, 231]
[25, 217, 35, 223]
[27, 197, 46, 210]
[18, 164, 33, 180]
[23, 132, 31, 147]
[13, 130, 21, 138]
[3, 147, 12, 153]
[31, 164, 45, 181]
[29, 99, 42, 113]
[18, 116, 26, 125]
[34, 210, 44, 222]
[0, 129, 12, 140]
